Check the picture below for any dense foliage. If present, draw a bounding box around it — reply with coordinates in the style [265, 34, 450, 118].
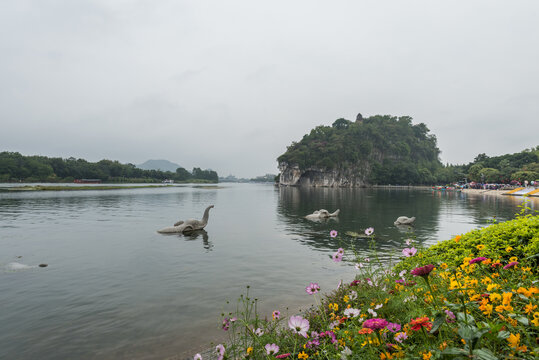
[0, 152, 218, 183]
[277, 115, 442, 185]
[205, 214, 539, 360]
[436, 147, 539, 185]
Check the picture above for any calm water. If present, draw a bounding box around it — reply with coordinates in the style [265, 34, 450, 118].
[0, 184, 532, 359]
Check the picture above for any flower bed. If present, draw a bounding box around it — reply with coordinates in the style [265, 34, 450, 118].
[195, 215, 539, 359]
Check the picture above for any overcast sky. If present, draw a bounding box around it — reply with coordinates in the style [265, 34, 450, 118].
[1, 1, 538, 178]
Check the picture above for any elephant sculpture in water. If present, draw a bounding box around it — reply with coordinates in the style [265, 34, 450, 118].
[158, 205, 214, 234]
[305, 209, 340, 220]
[394, 216, 416, 226]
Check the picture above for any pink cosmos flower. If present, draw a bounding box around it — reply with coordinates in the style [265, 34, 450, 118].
[215, 344, 225, 360]
[276, 354, 290, 359]
[272, 310, 280, 320]
[344, 308, 360, 317]
[402, 247, 417, 257]
[254, 327, 264, 336]
[365, 227, 374, 236]
[265, 343, 279, 355]
[503, 261, 518, 269]
[405, 238, 413, 245]
[332, 251, 343, 262]
[330, 230, 338, 238]
[355, 263, 363, 269]
[363, 318, 389, 330]
[288, 315, 310, 337]
[411, 264, 435, 277]
[469, 257, 487, 264]
[305, 282, 320, 295]
[194, 354, 202, 360]
[386, 322, 401, 332]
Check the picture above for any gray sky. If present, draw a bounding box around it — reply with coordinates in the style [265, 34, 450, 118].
[1, 0, 538, 178]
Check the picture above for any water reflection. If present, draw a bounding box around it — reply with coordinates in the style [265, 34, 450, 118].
[160, 230, 213, 251]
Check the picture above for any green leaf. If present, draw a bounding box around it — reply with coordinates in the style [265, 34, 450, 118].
[497, 330, 510, 339]
[430, 312, 446, 334]
[473, 348, 499, 360]
[516, 316, 529, 326]
[442, 347, 468, 356]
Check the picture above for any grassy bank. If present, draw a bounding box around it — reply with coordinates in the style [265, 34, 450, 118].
[198, 213, 539, 359]
[0, 185, 173, 191]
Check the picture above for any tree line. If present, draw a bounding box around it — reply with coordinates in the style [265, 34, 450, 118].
[436, 147, 539, 184]
[0, 152, 218, 183]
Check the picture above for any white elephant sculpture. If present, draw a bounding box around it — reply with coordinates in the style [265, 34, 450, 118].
[158, 205, 214, 234]
[394, 216, 416, 226]
[305, 209, 340, 220]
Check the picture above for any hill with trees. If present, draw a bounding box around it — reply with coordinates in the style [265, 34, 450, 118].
[277, 114, 442, 186]
[0, 152, 218, 183]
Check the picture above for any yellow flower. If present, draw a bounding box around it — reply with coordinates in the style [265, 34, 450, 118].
[509, 256, 518, 262]
[439, 341, 448, 350]
[480, 303, 493, 317]
[507, 333, 520, 348]
[532, 313, 539, 327]
[343, 295, 349, 303]
[298, 351, 309, 359]
[525, 303, 537, 314]
[440, 263, 448, 269]
[487, 283, 499, 292]
[481, 277, 492, 285]
[422, 351, 432, 360]
[505, 246, 513, 252]
[476, 244, 485, 250]
[246, 347, 253, 355]
[502, 292, 513, 306]
[489, 293, 501, 302]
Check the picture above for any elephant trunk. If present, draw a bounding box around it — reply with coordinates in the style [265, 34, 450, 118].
[201, 205, 214, 225]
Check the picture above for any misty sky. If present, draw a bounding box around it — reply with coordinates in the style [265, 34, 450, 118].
[1, 1, 538, 178]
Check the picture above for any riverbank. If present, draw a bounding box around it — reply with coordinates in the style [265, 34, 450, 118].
[462, 188, 539, 200]
[196, 215, 539, 359]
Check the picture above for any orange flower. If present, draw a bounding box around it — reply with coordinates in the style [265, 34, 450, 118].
[454, 235, 462, 243]
[358, 328, 374, 334]
[410, 317, 432, 331]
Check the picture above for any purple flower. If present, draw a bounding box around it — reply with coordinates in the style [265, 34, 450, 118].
[215, 344, 225, 360]
[394, 332, 408, 343]
[265, 343, 279, 355]
[503, 261, 518, 269]
[332, 251, 343, 262]
[365, 227, 374, 236]
[288, 315, 310, 337]
[330, 230, 338, 238]
[306, 339, 320, 349]
[272, 310, 280, 320]
[222, 318, 232, 331]
[469, 257, 487, 264]
[305, 282, 320, 295]
[363, 318, 389, 330]
[386, 322, 401, 333]
[445, 310, 456, 323]
[402, 247, 417, 257]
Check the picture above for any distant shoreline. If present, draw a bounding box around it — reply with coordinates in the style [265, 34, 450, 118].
[461, 188, 539, 200]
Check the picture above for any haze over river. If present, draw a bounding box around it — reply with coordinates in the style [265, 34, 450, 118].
[0, 184, 532, 359]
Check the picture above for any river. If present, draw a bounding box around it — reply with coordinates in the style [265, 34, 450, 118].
[0, 183, 531, 359]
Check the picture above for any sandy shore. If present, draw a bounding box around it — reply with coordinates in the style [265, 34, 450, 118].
[461, 188, 539, 201]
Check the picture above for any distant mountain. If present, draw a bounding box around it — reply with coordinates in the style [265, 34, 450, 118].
[137, 159, 182, 172]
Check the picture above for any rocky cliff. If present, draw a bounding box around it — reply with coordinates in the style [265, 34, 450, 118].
[279, 163, 370, 187]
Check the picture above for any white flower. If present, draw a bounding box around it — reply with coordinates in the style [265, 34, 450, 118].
[406, 238, 414, 245]
[399, 270, 407, 278]
[375, 303, 383, 310]
[349, 290, 358, 300]
[254, 327, 264, 336]
[355, 263, 363, 269]
[343, 308, 360, 318]
[340, 347, 352, 359]
[367, 308, 377, 317]
[329, 320, 340, 329]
